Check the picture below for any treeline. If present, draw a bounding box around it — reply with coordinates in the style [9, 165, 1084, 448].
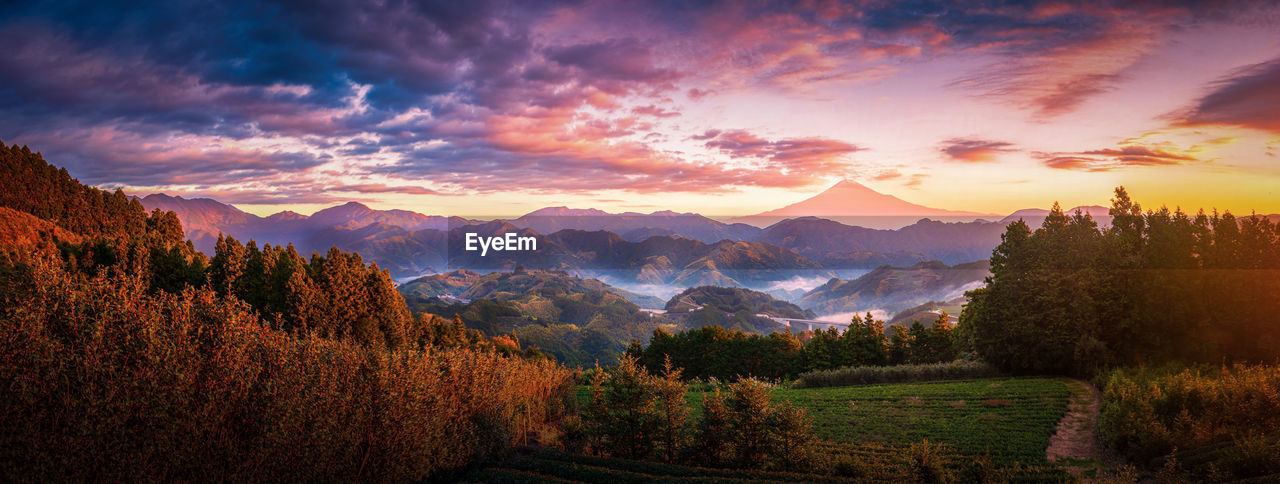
[209, 236, 413, 350]
[1, 142, 152, 240]
[961, 187, 1280, 375]
[629, 313, 960, 381]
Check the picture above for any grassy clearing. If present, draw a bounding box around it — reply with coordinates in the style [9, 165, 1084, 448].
[667, 377, 1071, 467]
[572, 376, 1073, 473]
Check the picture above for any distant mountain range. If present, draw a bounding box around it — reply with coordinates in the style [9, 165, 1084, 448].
[509, 207, 760, 243]
[141, 194, 466, 255]
[139, 182, 1154, 287]
[999, 205, 1112, 227]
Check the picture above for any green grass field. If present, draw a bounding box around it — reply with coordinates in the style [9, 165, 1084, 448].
[543, 377, 1075, 482]
[774, 377, 1071, 465]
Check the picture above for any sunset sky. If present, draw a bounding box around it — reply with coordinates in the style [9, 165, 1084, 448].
[1, 1, 1277, 218]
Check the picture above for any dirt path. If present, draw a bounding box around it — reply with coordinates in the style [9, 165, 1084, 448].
[1046, 378, 1106, 479]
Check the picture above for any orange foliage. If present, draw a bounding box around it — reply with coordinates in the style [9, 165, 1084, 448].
[0, 206, 82, 249]
[0, 252, 574, 481]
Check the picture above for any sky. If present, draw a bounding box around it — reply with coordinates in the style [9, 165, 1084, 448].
[1, 0, 1278, 218]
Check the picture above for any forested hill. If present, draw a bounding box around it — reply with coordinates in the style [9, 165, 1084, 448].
[400, 268, 664, 308]
[666, 285, 813, 319]
[0, 141, 538, 355]
[0, 142, 170, 241]
[798, 260, 990, 315]
[1, 142, 573, 481]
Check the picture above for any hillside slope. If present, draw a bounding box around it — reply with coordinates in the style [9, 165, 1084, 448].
[799, 260, 990, 315]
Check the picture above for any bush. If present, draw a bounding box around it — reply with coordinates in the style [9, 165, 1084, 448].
[793, 360, 1002, 388]
[905, 440, 953, 483]
[0, 253, 574, 481]
[1099, 364, 1280, 481]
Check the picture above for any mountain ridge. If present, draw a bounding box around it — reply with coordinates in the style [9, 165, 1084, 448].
[750, 179, 991, 217]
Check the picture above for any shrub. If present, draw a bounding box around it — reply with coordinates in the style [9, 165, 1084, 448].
[1099, 364, 1280, 481]
[793, 360, 1002, 388]
[905, 440, 953, 483]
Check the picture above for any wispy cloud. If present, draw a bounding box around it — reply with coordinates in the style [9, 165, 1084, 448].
[1040, 145, 1198, 171]
[939, 138, 1016, 162]
[1174, 57, 1280, 134]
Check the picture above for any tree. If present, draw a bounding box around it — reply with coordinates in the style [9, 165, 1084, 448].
[768, 402, 815, 471]
[590, 355, 662, 459]
[728, 378, 772, 467]
[656, 356, 689, 463]
[695, 386, 733, 466]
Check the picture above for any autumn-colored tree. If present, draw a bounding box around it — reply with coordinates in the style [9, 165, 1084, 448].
[656, 356, 689, 463]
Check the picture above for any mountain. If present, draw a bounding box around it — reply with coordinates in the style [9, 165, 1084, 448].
[797, 260, 990, 316]
[754, 217, 1007, 266]
[665, 285, 813, 319]
[140, 194, 467, 265]
[398, 268, 666, 366]
[400, 268, 664, 309]
[510, 206, 760, 243]
[1000, 205, 1112, 226]
[888, 296, 967, 327]
[661, 286, 800, 333]
[140, 194, 273, 251]
[447, 226, 825, 287]
[307, 201, 448, 231]
[732, 180, 993, 229]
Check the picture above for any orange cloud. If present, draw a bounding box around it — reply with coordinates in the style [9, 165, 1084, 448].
[939, 138, 1016, 162]
[1040, 145, 1198, 171]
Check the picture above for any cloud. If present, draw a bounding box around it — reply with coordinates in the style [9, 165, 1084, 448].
[904, 173, 928, 187]
[871, 170, 902, 181]
[324, 183, 456, 196]
[1175, 57, 1280, 134]
[1040, 145, 1198, 171]
[10, 127, 328, 186]
[698, 129, 862, 174]
[941, 3, 1194, 117]
[0, 0, 1267, 202]
[631, 104, 680, 118]
[939, 138, 1016, 162]
[139, 187, 353, 206]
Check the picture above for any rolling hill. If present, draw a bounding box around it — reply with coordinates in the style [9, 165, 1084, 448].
[400, 268, 664, 309]
[798, 260, 990, 315]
